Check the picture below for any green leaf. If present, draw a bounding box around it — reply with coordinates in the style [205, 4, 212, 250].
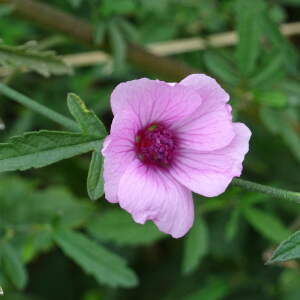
[254, 90, 288, 108]
[118, 19, 139, 42]
[0, 130, 102, 172]
[54, 229, 138, 288]
[281, 120, 300, 163]
[260, 106, 282, 134]
[243, 207, 290, 243]
[250, 54, 284, 87]
[67, 93, 107, 137]
[28, 187, 93, 228]
[22, 229, 54, 263]
[108, 21, 127, 72]
[0, 176, 92, 229]
[235, 0, 265, 76]
[87, 209, 164, 246]
[225, 208, 240, 241]
[94, 21, 108, 45]
[0, 292, 42, 300]
[261, 15, 298, 73]
[4, 110, 33, 139]
[280, 80, 300, 106]
[186, 278, 229, 300]
[0, 41, 73, 77]
[260, 107, 300, 163]
[280, 0, 300, 5]
[0, 4, 15, 17]
[268, 230, 300, 264]
[68, 0, 83, 8]
[1, 243, 27, 289]
[182, 215, 209, 274]
[0, 118, 5, 130]
[87, 150, 104, 201]
[203, 51, 239, 85]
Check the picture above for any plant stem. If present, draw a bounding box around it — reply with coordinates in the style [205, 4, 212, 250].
[0, 83, 78, 131]
[232, 178, 300, 204]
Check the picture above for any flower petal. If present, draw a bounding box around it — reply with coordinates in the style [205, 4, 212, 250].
[102, 135, 136, 203]
[118, 159, 194, 238]
[102, 109, 141, 203]
[170, 123, 251, 197]
[173, 103, 235, 151]
[110, 78, 202, 127]
[180, 74, 229, 114]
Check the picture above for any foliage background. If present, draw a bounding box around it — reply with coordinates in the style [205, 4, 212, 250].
[1, 0, 300, 299]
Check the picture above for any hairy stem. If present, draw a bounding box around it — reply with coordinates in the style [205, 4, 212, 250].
[232, 178, 300, 203]
[0, 0, 197, 81]
[0, 83, 78, 131]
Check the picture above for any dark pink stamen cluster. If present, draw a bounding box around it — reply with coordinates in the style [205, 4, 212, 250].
[135, 123, 175, 166]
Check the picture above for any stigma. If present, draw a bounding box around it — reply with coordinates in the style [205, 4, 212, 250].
[135, 123, 176, 166]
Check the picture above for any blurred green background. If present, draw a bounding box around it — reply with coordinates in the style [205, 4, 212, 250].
[1, 0, 300, 299]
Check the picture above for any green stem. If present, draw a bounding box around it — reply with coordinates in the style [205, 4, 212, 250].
[232, 178, 300, 204]
[0, 83, 78, 131]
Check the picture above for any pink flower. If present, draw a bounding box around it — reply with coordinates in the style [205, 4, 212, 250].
[102, 74, 251, 238]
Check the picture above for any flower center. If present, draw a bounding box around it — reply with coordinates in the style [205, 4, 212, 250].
[135, 123, 176, 166]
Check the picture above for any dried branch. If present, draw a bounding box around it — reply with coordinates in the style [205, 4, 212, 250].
[0, 0, 197, 81]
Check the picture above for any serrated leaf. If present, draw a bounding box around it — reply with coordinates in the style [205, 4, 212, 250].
[268, 230, 300, 264]
[182, 215, 209, 275]
[67, 93, 107, 137]
[0, 41, 73, 77]
[235, 0, 265, 76]
[243, 207, 290, 243]
[1, 243, 27, 289]
[54, 229, 138, 288]
[87, 150, 104, 200]
[0, 130, 102, 172]
[87, 209, 164, 246]
[203, 51, 239, 85]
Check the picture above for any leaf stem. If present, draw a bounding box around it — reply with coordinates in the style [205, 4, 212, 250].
[0, 83, 78, 131]
[232, 178, 300, 204]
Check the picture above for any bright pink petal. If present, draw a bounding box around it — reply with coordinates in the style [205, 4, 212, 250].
[170, 123, 251, 197]
[102, 135, 135, 203]
[110, 78, 202, 127]
[172, 103, 235, 151]
[118, 159, 194, 238]
[180, 74, 229, 114]
[102, 110, 140, 203]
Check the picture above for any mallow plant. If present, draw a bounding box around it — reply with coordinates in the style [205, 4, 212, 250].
[0, 72, 300, 278]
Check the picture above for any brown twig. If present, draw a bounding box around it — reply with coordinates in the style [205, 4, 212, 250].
[0, 0, 198, 81]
